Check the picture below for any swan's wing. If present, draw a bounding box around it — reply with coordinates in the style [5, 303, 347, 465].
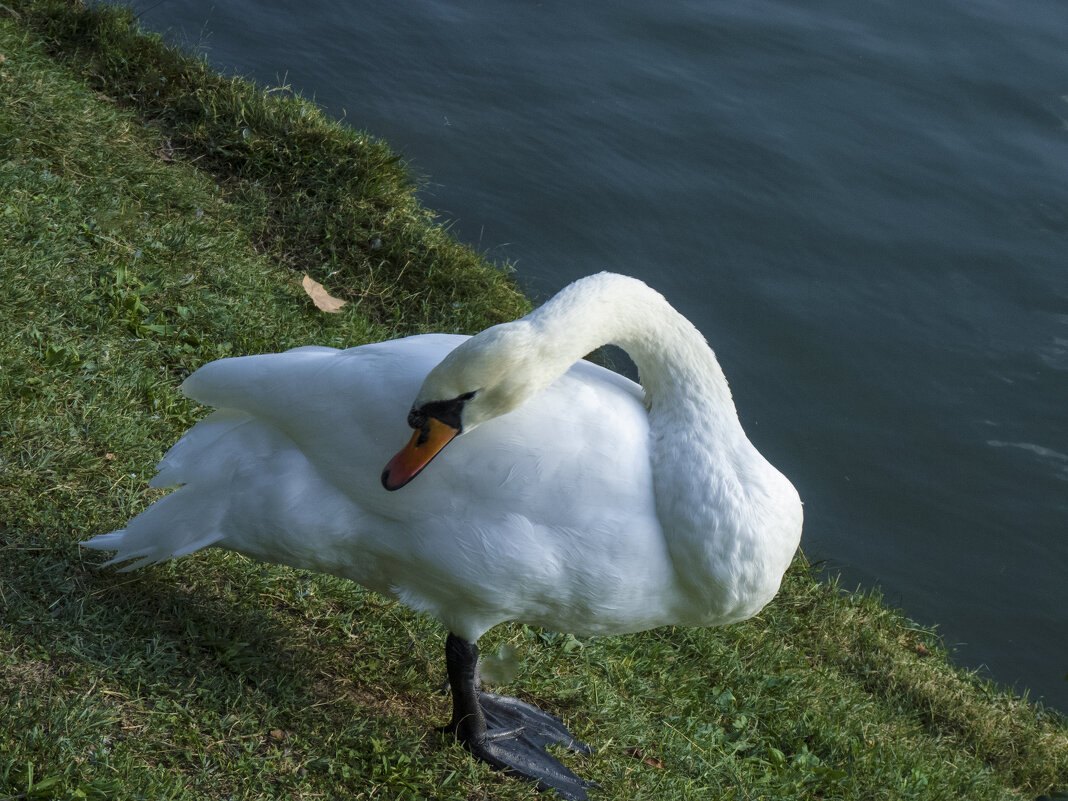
[180, 335, 466, 420]
[83, 336, 464, 570]
[86, 337, 674, 636]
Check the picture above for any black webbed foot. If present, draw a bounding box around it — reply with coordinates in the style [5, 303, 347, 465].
[444, 633, 595, 800]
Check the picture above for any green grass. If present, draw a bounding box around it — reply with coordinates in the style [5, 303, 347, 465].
[1, 2, 1066, 799]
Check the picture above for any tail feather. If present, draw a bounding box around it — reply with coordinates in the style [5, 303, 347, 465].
[82, 409, 280, 569]
[149, 409, 250, 489]
[82, 481, 229, 570]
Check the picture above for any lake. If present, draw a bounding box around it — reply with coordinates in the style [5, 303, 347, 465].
[126, 0, 1068, 711]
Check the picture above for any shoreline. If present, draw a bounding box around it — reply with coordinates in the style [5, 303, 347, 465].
[2, 2, 1065, 798]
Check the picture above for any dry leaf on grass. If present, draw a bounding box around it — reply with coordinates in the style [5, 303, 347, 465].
[302, 274, 346, 313]
[623, 746, 665, 769]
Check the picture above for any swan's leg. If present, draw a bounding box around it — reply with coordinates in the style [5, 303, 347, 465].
[443, 633, 594, 800]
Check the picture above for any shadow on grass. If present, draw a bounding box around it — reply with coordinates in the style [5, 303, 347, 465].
[3, 529, 375, 724]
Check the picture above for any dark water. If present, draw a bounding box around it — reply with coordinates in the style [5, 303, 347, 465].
[127, 0, 1068, 711]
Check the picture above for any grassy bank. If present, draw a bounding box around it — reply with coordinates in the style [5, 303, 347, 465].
[1, 2, 1065, 799]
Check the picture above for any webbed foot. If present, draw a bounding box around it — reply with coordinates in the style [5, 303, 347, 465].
[444, 633, 595, 799]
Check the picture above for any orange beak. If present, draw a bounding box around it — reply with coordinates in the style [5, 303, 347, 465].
[381, 417, 460, 491]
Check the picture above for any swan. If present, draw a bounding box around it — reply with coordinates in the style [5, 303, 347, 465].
[83, 272, 802, 799]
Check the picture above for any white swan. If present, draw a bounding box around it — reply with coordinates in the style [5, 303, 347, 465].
[84, 273, 802, 799]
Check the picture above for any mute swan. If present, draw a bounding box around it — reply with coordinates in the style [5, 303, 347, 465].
[84, 272, 802, 799]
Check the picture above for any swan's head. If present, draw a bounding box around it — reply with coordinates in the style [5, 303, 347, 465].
[381, 322, 545, 491]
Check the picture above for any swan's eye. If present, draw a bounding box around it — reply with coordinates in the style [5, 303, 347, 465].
[408, 408, 427, 430]
[408, 391, 474, 434]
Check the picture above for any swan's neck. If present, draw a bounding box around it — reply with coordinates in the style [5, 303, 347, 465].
[528, 274, 737, 431]
[528, 274, 797, 622]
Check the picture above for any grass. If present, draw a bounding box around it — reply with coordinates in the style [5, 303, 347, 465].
[1, 1, 1066, 799]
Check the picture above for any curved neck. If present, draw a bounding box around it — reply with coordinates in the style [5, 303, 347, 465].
[527, 274, 737, 425]
[520, 274, 797, 621]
